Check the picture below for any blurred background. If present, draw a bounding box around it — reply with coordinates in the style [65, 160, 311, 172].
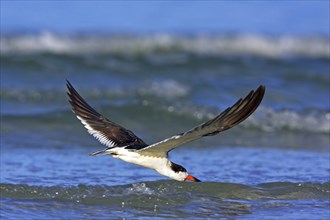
[1, 1, 329, 219]
[1, 1, 329, 34]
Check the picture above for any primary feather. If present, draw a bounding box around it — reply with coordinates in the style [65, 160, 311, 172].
[138, 85, 265, 157]
[66, 80, 148, 150]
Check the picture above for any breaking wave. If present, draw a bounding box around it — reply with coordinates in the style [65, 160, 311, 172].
[2, 181, 328, 218]
[1, 181, 329, 203]
[1, 32, 329, 58]
[1, 84, 329, 134]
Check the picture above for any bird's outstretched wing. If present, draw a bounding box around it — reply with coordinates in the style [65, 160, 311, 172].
[66, 80, 148, 151]
[138, 85, 265, 157]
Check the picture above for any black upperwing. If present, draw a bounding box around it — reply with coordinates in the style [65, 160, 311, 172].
[66, 80, 148, 150]
[138, 85, 265, 157]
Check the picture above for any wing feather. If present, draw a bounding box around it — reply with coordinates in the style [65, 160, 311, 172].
[138, 85, 265, 157]
[66, 80, 148, 150]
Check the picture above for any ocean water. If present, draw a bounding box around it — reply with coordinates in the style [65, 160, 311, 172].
[1, 33, 329, 219]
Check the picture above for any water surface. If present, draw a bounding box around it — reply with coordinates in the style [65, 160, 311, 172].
[1, 33, 329, 219]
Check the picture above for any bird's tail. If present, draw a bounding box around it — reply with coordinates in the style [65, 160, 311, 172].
[89, 149, 108, 156]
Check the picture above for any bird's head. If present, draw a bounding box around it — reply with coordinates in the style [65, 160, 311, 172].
[170, 162, 201, 182]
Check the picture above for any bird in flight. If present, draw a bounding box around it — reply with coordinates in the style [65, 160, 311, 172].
[67, 81, 265, 182]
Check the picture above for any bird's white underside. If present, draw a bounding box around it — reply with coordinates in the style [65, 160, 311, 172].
[76, 115, 189, 181]
[105, 147, 188, 181]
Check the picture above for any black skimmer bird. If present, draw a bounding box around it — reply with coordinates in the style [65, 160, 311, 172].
[67, 81, 265, 182]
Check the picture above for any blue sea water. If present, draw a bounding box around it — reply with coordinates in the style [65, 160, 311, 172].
[1, 2, 330, 219]
[1, 32, 329, 219]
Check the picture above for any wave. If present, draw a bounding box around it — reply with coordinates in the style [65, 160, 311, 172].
[2, 94, 329, 134]
[2, 181, 329, 218]
[248, 107, 330, 134]
[1, 32, 329, 58]
[1, 181, 329, 204]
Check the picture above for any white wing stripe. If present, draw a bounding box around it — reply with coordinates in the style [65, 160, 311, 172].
[76, 116, 116, 148]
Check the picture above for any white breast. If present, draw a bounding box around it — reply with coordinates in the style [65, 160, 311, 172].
[109, 147, 169, 170]
[108, 147, 187, 181]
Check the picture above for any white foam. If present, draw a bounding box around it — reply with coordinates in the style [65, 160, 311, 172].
[247, 107, 330, 133]
[1, 32, 329, 58]
[125, 182, 155, 195]
[138, 80, 189, 98]
[164, 105, 330, 134]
